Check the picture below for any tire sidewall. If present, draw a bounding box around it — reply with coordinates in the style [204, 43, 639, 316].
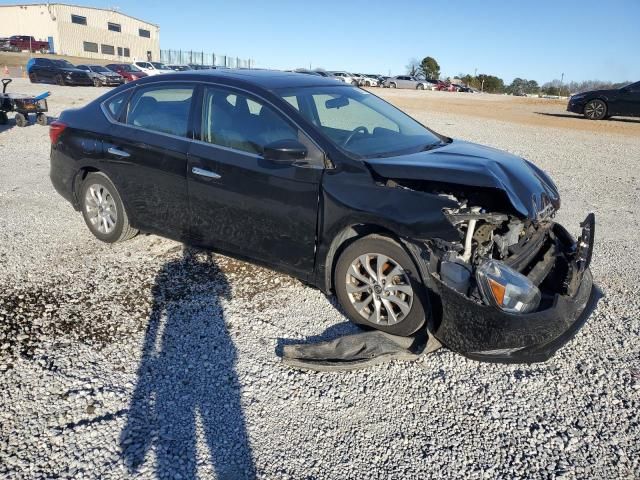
[334, 235, 428, 336]
[80, 172, 126, 243]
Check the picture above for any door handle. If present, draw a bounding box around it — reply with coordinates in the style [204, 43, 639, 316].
[191, 166, 221, 179]
[107, 147, 130, 158]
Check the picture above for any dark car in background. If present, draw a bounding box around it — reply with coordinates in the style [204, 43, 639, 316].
[76, 65, 124, 87]
[567, 81, 640, 120]
[49, 70, 595, 363]
[105, 64, 148, 83]
[27, 58, 92, 86]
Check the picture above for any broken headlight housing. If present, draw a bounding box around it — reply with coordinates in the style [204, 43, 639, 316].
[476, 260, 541, 314]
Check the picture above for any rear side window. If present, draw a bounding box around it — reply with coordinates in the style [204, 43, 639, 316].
[126, 86, 194, 137]
[104, 91, 130, 121]
[200, 87, 298, 155]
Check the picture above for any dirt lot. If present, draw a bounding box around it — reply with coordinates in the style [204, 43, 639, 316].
[371, 87, 640, 137]
[1, 78, 639, 479]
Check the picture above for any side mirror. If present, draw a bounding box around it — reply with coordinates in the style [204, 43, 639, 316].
[263, 139, 307, 162]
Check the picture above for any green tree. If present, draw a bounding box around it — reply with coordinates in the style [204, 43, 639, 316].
[420, 56, 440, 80]
[477, 74, 505, 93]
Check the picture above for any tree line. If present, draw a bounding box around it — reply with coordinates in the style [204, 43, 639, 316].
[406, 56, 632, 95]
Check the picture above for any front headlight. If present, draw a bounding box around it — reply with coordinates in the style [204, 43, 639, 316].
[476, 260, 541, 313]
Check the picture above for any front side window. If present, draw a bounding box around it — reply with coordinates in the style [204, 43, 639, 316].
[279, 86, 443, 158]
[71, 14, 87, 25]
[200, 87, 298, 155]
[126, 86, 194, 137]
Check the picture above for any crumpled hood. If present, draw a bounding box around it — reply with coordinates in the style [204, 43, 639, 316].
[60, 68, 88, 74]
[365, 140, 560, 221]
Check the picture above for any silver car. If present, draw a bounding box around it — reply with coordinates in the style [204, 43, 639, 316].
[383, 75, 430, 90]
[75, 65, 124, 87]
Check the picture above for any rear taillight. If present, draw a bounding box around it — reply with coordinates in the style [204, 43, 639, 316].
[49, 121, 67, 144]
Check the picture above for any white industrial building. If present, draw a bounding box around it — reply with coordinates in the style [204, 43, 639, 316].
[0, 3, 160, 61]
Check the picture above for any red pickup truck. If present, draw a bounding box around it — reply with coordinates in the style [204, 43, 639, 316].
[5, 36, 50, 53]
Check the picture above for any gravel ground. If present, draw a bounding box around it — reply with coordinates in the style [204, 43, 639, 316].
[1, 79, 639, 479]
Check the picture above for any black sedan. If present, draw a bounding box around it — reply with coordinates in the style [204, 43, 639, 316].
[49, 70, 595, 363]
[27, 58, 93, 86]
[567, 81, 640, 120]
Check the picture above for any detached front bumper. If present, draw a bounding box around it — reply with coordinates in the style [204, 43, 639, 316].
[430, 215, 596, 363]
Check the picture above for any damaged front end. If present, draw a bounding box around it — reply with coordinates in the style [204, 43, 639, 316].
[386, 180, 595, 363]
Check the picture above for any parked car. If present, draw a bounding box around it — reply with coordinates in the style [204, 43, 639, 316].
[0, 38, 11, 52]
[188, 65, 218, 70]
[6, 35, 49, 53]
[328, 71, 359, 85]
[166, 64, 192, 72]
[27, 58, 92, 86]
[433, 81, 450, 91]
[566, 81, 640, 120]
[360, 74, 380, 87]
[454, 84, 474, 93]
[105, 64, 148, 83]
[293, 69, 321, 76]
[76, 65, 124, 87]
[49, 70, 595, 362]
[132, 61, 173, 76]
[312, 70, 341, 81]
[383, 76, 430, 90]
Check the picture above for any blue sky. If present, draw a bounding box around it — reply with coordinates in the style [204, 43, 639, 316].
[4, 0, 639, 83]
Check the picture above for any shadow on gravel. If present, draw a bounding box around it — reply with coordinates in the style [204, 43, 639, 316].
[120, 247, 254, 479]
[534, 112, 640, 124]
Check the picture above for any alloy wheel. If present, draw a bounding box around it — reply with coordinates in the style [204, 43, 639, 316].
[584, 100, 606, 120]
[84, 183, 118, 234]
[345, 253, 414, 325]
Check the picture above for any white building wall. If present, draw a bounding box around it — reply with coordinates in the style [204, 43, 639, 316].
[0, 4, 159, 62]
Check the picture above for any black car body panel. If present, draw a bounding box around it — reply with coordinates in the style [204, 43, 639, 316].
[50, 70, 595, 362]
[365, 140, 560, 221]
[567, 81, 640, 117]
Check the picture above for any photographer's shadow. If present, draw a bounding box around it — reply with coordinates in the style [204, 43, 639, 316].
[120, 247, 254, 479]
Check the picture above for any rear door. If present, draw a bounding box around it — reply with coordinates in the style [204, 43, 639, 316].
[187, 85, 323, 278]
[32, 58, 53, 81]
[102, 83, 195, 240]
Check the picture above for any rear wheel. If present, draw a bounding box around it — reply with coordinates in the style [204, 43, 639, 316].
[334, 235, 428, 336]
[29, 72, 38, 83]
[80, 172, 138, 243]
[583, 99, 607, 120]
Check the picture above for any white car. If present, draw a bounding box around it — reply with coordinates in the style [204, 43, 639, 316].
[360, 74, 380, 87]
[132, 61, 173, 76]
[328, 71, 359, 85]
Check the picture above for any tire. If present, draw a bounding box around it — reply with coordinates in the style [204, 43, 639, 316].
[93, 78, 102, 87]
[417, 83, 425, 90]
[389, 82, 397, 89]
[36, 113, 48, 126]
[14, 113, 28, 127]
[351, 81, 358, 86]
[583, 99, 607, 120]
[0, 112, 8, 125]
[29, 72, 38, 83]
[79, 172, 138, 243]
[334, 234, 428, 336]
[56, 75, 66, 86]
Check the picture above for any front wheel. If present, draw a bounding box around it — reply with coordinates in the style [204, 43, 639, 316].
[56, 75, 66, 86]
[389, 82, 397, 88]
[14, 113, 28, 127]
[417, 83, 425, 90]
[334, 235, 428, 336]
[93, 78, 102, 87]
[80, 172, 138, 243]
[583, 99, 607, 120]
[36, 113, 48, 126]
[29, 72, 38, 83]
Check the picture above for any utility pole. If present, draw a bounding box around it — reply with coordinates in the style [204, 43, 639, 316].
[481, 79, 485, 93]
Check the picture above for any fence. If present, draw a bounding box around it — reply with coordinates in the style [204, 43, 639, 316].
[160, 49, 253, 68]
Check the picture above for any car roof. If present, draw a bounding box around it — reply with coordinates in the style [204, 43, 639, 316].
[134, 69, 347, 90]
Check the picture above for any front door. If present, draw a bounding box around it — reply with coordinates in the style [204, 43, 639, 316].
[101, 83, 195, 240]
[187, 85, 323, 278]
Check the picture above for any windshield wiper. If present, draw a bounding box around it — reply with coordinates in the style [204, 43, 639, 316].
[421, 141, 446, 152]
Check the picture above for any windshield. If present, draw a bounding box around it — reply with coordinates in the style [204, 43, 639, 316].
[151, 62, 168, 69]
[91, 66, 110, 73]
[278, 86, 443, 158]
[52, 60, 74, 68]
